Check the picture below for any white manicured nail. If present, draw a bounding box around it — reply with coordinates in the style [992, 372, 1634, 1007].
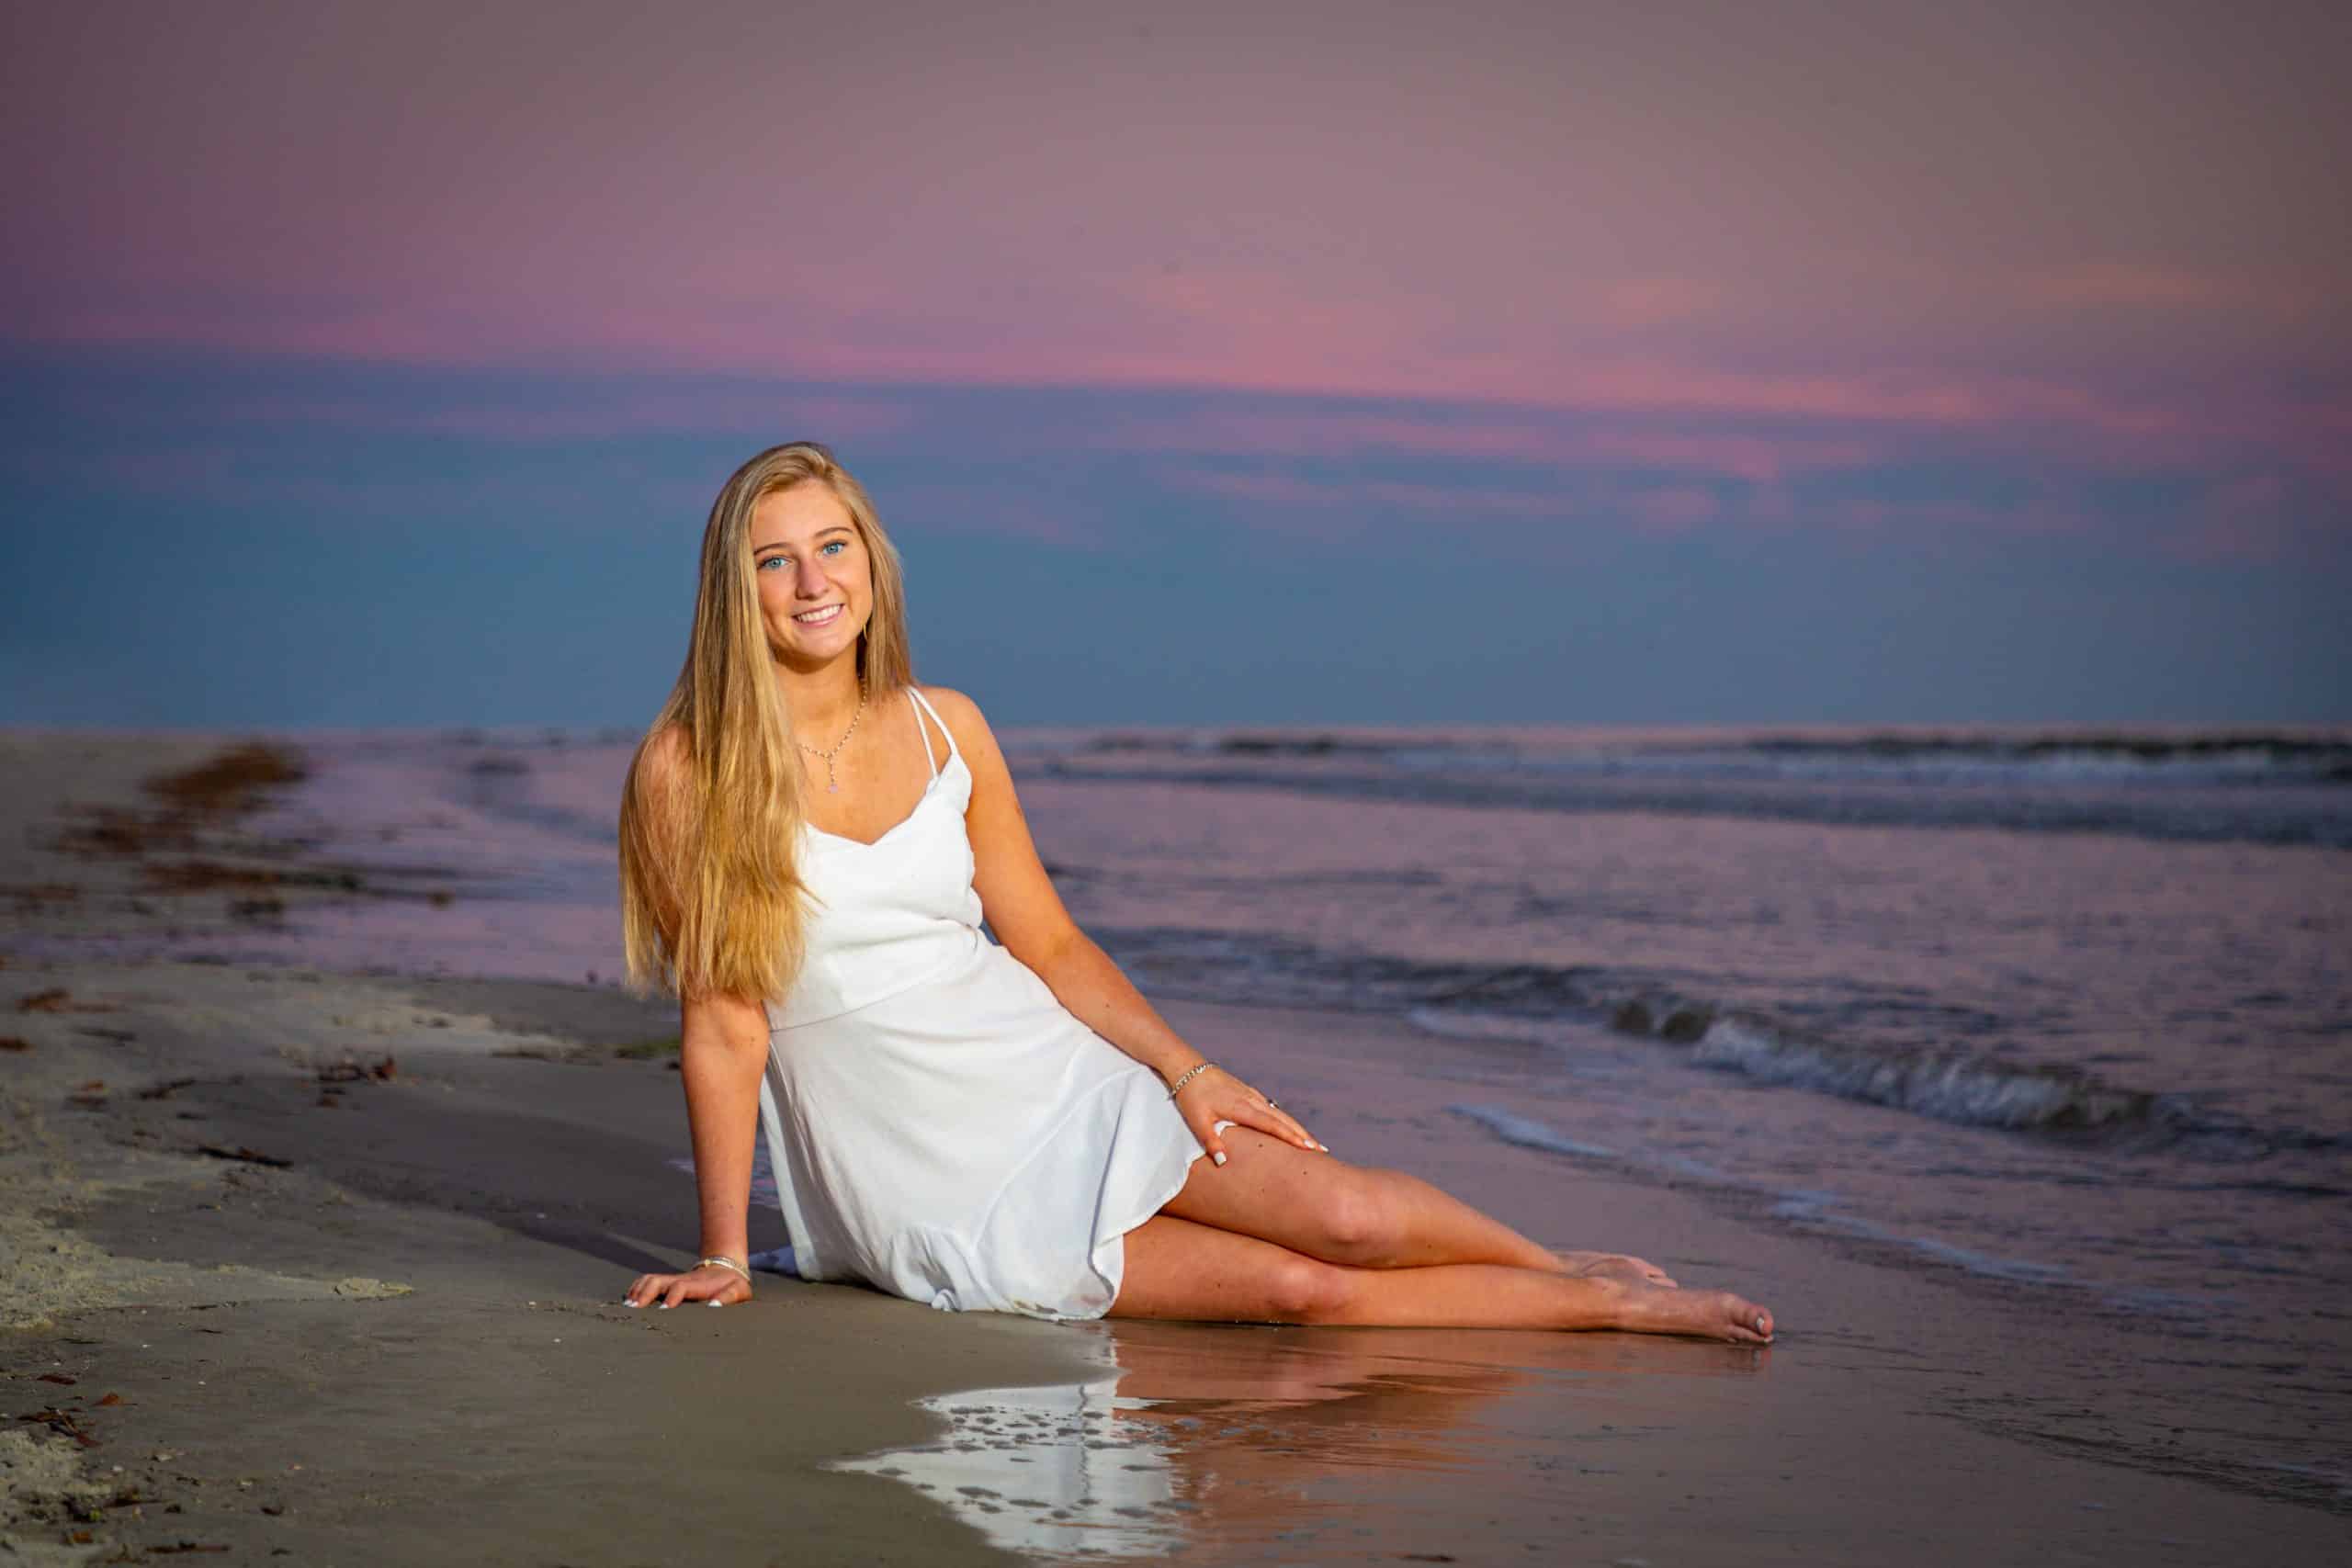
[707, 1299, 724, 1309]
[1212, 1151, 1227, 1167]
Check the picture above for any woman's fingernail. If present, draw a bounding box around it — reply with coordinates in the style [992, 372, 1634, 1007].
[1212, 1150, 1227, 1167]
[707, 1299, 725, 1308]
[1317, 1143, 1331, 1152]
[657, 1302, 672, 1310]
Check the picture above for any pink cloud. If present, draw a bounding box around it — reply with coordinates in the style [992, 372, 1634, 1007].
[20, 259, 2300, 476]
[19, 269, 2335, 496]
[1098, 405, 1882, 483]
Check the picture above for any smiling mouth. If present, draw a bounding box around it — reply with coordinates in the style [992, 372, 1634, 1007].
[792, 605, 845, 626]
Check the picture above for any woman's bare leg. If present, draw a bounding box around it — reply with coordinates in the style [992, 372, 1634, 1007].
[1555, 1250, 1678, 1286]
[1164, 1127, 1676, 1284]
[1112, 1214, 1771, 1343]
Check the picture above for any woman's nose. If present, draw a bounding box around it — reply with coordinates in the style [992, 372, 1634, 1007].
[796, 557, 830, 596]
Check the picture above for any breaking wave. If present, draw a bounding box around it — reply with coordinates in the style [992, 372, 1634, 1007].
[1101, 924, 2202, 1140]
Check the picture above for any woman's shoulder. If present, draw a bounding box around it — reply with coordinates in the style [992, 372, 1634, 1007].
[626, 723, 694, 817]
[634, 721, 691, 778]
[905, 685, 996, 762]
[907, 683, 982, 725]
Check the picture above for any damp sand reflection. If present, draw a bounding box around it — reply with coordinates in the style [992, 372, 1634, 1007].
[829, 1320, 1769, 1562]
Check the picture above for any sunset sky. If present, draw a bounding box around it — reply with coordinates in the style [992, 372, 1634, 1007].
[5, 0, 2346, 727]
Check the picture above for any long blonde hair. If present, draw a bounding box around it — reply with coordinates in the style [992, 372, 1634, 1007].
[617, 441, 914, 1002]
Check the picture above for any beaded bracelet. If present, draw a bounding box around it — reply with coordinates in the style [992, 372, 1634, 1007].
[1165, 1061, 1214, 1099]
[698, 1254, 752, 1283]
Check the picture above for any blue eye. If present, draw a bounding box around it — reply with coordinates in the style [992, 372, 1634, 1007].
[760, 540, 847, 570]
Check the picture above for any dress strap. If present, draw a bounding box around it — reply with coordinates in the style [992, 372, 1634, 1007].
[903, 689, 940, 782]
[905, 685, 958, 775]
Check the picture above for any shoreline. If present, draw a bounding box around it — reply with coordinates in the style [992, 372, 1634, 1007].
[5, 733, 2346, 1563]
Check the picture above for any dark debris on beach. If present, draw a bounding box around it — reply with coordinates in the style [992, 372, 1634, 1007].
[26, 739, 470, 919]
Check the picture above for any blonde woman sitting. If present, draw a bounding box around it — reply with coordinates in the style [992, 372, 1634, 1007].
[617, 442, 1775, 1344]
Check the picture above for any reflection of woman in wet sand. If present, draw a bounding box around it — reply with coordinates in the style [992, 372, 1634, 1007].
[1105, 1321, 1709, 1474]
[616, 444, 1773, 1345]
[841, 1322, 1695, 1557]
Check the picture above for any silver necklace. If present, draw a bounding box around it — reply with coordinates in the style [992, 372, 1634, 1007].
[797, 685, 868, 795]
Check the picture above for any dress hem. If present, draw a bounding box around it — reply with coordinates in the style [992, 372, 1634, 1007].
[1056, 1114, 1234, 1325]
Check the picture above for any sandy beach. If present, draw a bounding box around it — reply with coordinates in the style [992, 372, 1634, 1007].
[4, 735, 2346, 1564]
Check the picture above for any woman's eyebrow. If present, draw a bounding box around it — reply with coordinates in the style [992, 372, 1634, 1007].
[752, 526, 854, 556]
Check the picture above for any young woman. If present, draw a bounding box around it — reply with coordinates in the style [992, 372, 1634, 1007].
[617, 442, 1773, 1343]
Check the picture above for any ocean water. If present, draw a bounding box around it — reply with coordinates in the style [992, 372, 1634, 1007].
[54, 720, 2352, 1511]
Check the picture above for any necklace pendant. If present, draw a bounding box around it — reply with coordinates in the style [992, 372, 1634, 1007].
[827, 778, 839, 794]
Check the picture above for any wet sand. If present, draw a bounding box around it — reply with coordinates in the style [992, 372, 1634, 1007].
[4, 735, 2346, 1563]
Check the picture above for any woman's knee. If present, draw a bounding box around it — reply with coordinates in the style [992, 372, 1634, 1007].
[1308, 1173, 1400, 1260]
[1261, 1255, 1355, 1323]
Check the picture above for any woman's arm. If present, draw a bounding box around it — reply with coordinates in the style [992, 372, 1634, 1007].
[619, 726, 764, 1309]
[926, 686, 1325, 1164]
[623, 988, 767, 1309]
[677, 989, 769, 1268]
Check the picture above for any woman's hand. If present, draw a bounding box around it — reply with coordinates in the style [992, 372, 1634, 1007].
[624, 1262, 754, 1310]
[1170, 1063, 1328, 1166]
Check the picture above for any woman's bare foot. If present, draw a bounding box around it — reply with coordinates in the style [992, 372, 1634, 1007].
[1556, 1250, 1678, 1287]
[1611, 1281, 1774, 1344]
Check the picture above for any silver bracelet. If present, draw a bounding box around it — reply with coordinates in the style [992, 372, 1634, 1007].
[697, 1254, 752, 1283]
[1165, 1061, 1214, 1099]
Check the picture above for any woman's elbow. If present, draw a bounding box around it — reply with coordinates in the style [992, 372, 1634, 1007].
[679, 995, 770, 1068]
[1011, 919, 1090, 979]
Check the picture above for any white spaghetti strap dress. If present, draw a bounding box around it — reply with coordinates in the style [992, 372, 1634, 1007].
[754, 685, 1217, 1320]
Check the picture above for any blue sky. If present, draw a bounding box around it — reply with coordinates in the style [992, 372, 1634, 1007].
[7, 351, 2342, 728]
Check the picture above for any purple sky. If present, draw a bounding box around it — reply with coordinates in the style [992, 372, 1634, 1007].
[5, 0, 2346, 725]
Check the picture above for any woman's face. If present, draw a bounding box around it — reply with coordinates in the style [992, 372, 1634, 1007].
[750, 480, 873, 671]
